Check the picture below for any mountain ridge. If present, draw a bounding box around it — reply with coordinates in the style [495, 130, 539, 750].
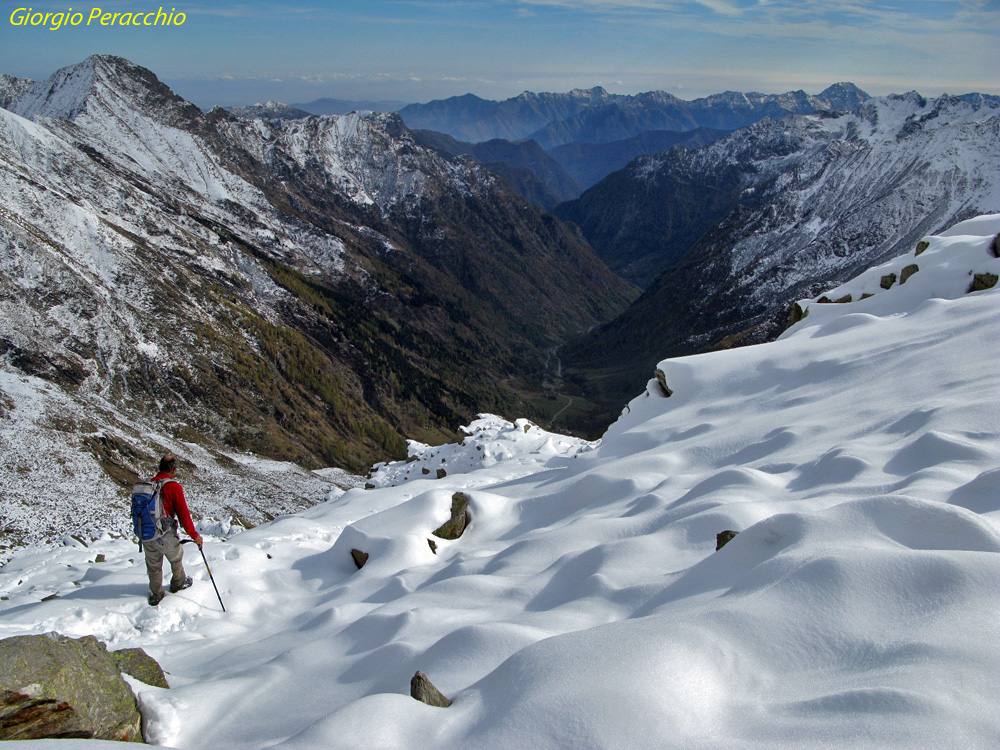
[398, 82, 871, 145]
[558, 92, 1000, 423]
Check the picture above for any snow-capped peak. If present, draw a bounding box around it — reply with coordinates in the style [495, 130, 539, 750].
[10, 54, 199, 127]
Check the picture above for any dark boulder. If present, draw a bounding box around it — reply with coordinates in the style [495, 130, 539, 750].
[880, 273, 897, 289]
[432, 493, 471, 540]
[410, 671, 452, 707]
[785, 302, 808, 329]
[716, 530, 739, 550]
[351, 549, 369, 569]
[969, 272, 998, 293]
[0, 632, 142, 741]
[900, 264, 919, 284]
[655, 368, 673, 398]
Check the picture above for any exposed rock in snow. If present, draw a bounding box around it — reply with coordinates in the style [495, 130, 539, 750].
[0, 632, 143, 742]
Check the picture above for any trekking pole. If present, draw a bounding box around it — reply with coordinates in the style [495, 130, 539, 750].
[182, 540, 226, 612]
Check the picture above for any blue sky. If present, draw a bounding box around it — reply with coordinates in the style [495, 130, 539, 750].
[2, 1, 998, 108]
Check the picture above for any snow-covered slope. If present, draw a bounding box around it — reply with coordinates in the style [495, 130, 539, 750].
[2, 217, 997, 748]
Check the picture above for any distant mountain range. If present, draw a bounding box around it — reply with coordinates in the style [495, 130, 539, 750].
[397, 83, 871, 146]
[224, 84, 869, 210]
[387, 83, 870, 206]
[558, 92, 1000, 423]
[226, 99, 410, 119]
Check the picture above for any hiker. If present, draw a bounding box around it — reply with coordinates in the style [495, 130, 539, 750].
[144, 455, 203, 606]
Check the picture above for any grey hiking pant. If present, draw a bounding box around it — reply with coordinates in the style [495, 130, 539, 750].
[144, 531, 186, 597]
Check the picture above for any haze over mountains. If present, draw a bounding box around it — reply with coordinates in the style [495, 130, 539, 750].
[395, 83, 871, 146]
[391, 83, 872, 203]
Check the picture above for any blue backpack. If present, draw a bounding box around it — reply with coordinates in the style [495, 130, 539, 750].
[130, 479, 176, 546]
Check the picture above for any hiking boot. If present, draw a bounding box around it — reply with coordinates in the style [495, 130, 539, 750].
[170, 576, 193, 593]
[148, 591, 165, 606]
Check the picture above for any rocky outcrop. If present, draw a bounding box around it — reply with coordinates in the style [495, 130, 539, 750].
[716, 530, 739, 550]
[880, 273, 897, 289]
[786, 302, 808, 328]
[112, 648, 169, 690]
[410, 671, 452, 707]
[655, 368, 673, 398]
[969, 272, 998, 292]
[351, 549, 369, 569]
[1, 689, 92, 740]
[818, 294, 852, 304]
[432, 493, 471, 540]
[0, 633, 144, 741]
[900, 264, 920, 284]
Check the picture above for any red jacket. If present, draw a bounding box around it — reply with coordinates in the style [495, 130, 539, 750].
[150, 472, 200, 540]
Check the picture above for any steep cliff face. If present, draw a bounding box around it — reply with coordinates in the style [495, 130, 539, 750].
[0, 55, 634, 548]
[561, 93, 1000, 419]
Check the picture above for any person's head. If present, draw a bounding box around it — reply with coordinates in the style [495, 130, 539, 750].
[159, 455, 177, 475]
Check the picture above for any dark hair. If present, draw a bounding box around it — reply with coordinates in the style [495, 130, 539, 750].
[159, 455, 177, 474]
